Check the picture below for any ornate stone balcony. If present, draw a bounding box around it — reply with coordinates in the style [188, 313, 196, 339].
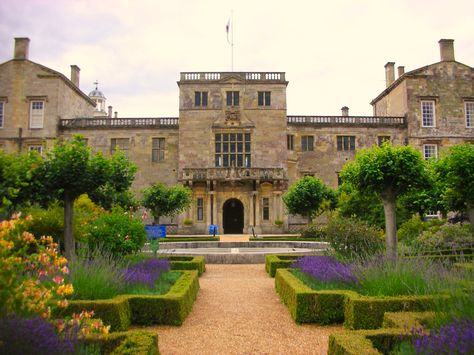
[59, 117, 179, 129]
[179, 72, 286, 83]
[180, 167, 287, 182]
[287, 115, 406, 127]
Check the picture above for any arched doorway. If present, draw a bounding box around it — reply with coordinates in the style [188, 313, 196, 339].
[223, 198, 244, 234]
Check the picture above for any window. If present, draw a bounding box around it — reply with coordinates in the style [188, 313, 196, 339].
[197, 198, 204, 221]
[258, 91, 271, 106]
[287, 134, 294, 150]
[226, 91, 239, 106]
[337, 173, 342, 186]
[465, 101, 474, 128]
[152, 138, 165, 162]
[262, 197, 270, 220]
[215, 133, 251, 167]
[195, 91, 208, 107]
[378, 136, 391, 146]
[28, 145, 43, 155]
[421, 100, 435, 127]
[337, 136, 356, 151]
[111, 138, 130, 157]
[301, 136, 314, 151]
[423, 144, 438, 160]
[30, 101, 44, 128]
[0, 102, 4, 128]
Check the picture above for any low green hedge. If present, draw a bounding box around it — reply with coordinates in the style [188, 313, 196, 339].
[84, 330, 158, 355]
[250, 237, 321, 241]
[275, 268, 438, 329]
[124, 255, 206, 275]
[265, 255, 302, 277]
[58, 270, 199, 331]
[382, 311, 435, 329]
[159, 237, 219, 242]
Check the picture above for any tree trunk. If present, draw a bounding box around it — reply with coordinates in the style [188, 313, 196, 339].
[467, 203, 474, 227]
[64, 192, 75, 259]
[382, 192, 397, 260]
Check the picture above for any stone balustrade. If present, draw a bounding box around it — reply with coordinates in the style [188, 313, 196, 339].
[59, 117, 179, 129]
[180, 72, 286, 82]
[180, 167, 287, 182]
[287, 115, 406, 127]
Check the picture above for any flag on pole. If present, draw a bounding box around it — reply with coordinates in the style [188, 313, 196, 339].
[226, 18, 231, 44]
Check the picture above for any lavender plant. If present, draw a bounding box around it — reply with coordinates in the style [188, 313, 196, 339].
[123, 258, 170, 290]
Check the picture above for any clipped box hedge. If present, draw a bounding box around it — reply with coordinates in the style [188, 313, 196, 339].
[84, 330, 158, 355]
[265, 254, 303, 277]
[382, 311, 435, 329]
[124, 255, 206, 276]
[275, 268, 437, 329]
[58, 270, 199, 331]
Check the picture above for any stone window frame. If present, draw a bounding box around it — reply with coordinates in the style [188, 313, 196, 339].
[214, 132, 251, 168]
[423, 144, 438, 160]
[29, 98, 46, 129]
[28, 144, 44, 155]
[152, 137, 166, 162]
[194, 91, 208, 107]
[337, 135, 356, 151]
[262, 197, 270, 221]
[377, 135, 391, 146]
[465, 101, 474, 128]
[421, 100, 436, 127]
[226, 91, 239, 106]
[287, 134, 294, 150]
[301, 135, 314, 151]
[111, 138, 130, 157]
[196, 197, 204, 221]
[0, 97, 7, 128]
[257, 91, 271, 107]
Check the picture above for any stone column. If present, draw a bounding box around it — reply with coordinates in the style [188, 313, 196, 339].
[254, 191, 262, 234]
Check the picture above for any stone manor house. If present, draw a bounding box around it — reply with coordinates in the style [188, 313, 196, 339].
[0, 38, 473, 234]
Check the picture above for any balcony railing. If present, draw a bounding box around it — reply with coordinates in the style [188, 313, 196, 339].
[287, 115, 406, 127]
[59, 117, 179, 129]
[180, 72, 286, 83]
[180, 167, 287, 182]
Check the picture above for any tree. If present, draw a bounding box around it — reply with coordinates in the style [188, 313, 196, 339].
[141, 183, 192, 224]
[33, 136, 136, 257]
[282, 176, 336, 222]
[340, 143, 427, 259]
[436, 143, 474, 225]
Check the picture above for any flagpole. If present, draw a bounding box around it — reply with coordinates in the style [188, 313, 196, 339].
[231, 10, 234, 72]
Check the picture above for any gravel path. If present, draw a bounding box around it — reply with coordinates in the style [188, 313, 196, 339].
[141, 264, 342, 354]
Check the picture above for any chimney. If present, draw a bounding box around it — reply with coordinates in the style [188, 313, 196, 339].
[114, 111, 118, 118]
[108, 106, 113, 118]
[70, 65, 80, 87]
[439, 39, 455, 61]
[397, 66, 405, 77]
[14, 37, 30, 60]
[384, 62, 395, 87]
[341, 106, 349, 116]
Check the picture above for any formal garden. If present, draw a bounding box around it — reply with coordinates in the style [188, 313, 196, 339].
[1, 136, 473, 354]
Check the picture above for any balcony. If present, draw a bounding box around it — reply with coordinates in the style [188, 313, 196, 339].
[287, 115, 406, 127]
[180, 167, 287, 182]
[59, 117, 179, 130]
[179, 72, 286, 83]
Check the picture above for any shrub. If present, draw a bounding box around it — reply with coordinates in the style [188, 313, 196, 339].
[300, 223, 327, 239]
[85, 207, 146, 256]
[416, 223, 474, 251]
[325, 216, 384, 260]
[397, 215, 445, 247]
[293, 256, 357, 287]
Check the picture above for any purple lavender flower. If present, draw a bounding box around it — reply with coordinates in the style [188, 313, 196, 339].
[292, 256, 357, 285]
[0, 315, 77, 355]
[410, 318, 474, 355]
[123, 258, 170, 289]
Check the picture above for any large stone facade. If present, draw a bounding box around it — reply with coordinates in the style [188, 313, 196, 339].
[1, 38, 473, 234]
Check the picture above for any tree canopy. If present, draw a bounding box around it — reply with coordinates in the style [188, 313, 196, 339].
[141, 183, 192, 224]
[282, 176, 336, 220]
[340, 143, 427, 259]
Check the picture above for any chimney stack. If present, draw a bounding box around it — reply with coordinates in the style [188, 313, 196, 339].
[397, 66, 405, 77]
[439, 39, 455, 61]
[14, 37, 30, 60]
[70, 65, 80, 87]
[341, 106, 349, 116]
[114, 111, 118, 118]
[384, 62, 395, 87]
[108, 106, 113, 118]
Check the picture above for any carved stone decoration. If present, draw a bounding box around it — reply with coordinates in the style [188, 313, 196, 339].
[225, 108, 241, 124]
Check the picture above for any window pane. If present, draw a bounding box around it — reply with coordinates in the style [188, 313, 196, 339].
[223, 143, 228, 152]
[230, 143, 235, 152]
[195, 92, 201, 106]
[237, 133, 243, 141]
[215, 143, 221, 153]
[215, 134, 221, 142]
[245, 133, 250, 142]
[308, 136, 314, 150]
[223, 155, 229, 166]
[265, 91, 271, 106]
[337, 136, 342, 150]
[258, 92, 264, 106]
[226, 92, 232, 106]
[237, 154, 243, 166]
[237, 142, 243, 152]
[350, 137, 355, 150]
[422, 101, 434, 127]
[223, 133, 229, 141]
[0, 102, 4, 127]
[466, 102, 474, 127]
[245, 154, 251, 167]
[202, 92, 208, 106]
[233, 91, 239, 106]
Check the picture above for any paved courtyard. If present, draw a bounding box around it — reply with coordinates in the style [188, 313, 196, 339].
[138, 264, 342, 354]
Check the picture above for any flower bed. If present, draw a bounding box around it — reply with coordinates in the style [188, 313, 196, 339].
[56, 270, 199, 331]
[83, 330, 158, 355]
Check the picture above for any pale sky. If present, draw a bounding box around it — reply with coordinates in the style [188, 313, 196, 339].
[1, 0, 473, 117]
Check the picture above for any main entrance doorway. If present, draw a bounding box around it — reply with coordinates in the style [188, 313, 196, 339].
[223, 198, 244, 234]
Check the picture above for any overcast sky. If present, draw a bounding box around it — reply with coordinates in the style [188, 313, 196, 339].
[1, 0, 473, 117]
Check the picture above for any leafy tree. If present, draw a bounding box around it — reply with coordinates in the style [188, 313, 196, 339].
[142, 183, 192, 224]
[435, 143, 474, 224]
[282, 176, 336, 222]
[33, 136, 136, 257]
[340, 143, 427, 259]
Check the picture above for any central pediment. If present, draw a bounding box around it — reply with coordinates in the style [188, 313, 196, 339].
[219, 73, 245, 84]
